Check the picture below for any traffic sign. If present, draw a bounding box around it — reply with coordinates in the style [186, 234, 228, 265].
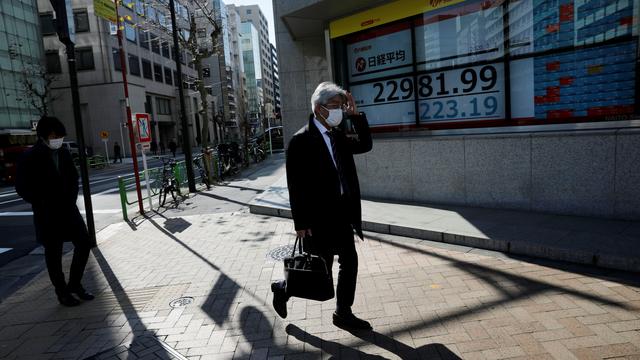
[100, 130, 109, 139]
[135, 113, 151, 143]
[93, 0, 116, 23]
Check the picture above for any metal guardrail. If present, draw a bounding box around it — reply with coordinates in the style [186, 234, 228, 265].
[117, 154, 221, 221]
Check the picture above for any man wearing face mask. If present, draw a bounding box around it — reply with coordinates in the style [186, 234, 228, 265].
[271, 82, 373, 330]
[16, 116, 95, 307]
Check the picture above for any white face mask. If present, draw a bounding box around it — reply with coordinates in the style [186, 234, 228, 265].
[47, 137, 64, 150]
[321, 106, 343, 127]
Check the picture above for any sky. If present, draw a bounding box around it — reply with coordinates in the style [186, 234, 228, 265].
[224, 0, 276, 45]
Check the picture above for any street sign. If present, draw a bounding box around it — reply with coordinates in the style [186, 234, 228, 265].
[94, 0, 117, 23]
[100, 130, 109, 139]
[135, 113, 152, 143]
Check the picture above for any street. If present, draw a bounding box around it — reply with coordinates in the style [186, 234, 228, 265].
[0, 153, 285, 268]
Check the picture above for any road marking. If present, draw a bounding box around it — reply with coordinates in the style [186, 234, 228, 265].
[0, 248, 11, 254]
[0, 209, 121, 216]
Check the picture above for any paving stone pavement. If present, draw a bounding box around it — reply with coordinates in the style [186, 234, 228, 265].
[0, 208, 639, 359]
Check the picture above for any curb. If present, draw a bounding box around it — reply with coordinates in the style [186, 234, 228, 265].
[249, 203, 640, 273]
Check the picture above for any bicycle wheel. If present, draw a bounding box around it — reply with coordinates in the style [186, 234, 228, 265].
[169, 185, 177, 204]
[158, 187, 166, 207]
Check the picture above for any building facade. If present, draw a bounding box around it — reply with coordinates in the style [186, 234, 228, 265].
[36, 0, 203, 156]
[0, 0, 45, 145]
[239, 21, 262, 134]
[226, 4, 249, 141]
[274, 0, 640, 220]
[270, 43, 281, 125]
[236, 5, 275, 124]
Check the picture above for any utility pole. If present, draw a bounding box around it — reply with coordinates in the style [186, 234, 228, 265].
[115, 0, 144, 214]
[169, 0, 196, 193]
[49, 0, 95, 242]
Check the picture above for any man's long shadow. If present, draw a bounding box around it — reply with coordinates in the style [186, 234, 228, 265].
[286, 323, 461, 360]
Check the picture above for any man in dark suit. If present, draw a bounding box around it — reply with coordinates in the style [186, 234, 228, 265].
[16, 116, 96, 307]
[272, 82, 373, 330]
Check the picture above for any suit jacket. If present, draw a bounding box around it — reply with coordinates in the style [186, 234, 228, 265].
[286, 113, 372, 239]
[15, 141, 92, 247]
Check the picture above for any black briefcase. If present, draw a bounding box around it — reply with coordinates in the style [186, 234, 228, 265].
[284, 236, 334, 301]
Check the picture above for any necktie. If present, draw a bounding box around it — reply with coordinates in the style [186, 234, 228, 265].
[327, 131, 349, 196]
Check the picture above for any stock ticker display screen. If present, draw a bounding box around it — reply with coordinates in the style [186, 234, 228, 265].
[340, 0, 639, 131]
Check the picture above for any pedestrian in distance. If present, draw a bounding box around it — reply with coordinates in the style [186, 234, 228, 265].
[15, 116, 96, 307]
[150, 140, 158, 156]
[271, 82, 373, 330]
[168, 139, 177, 158]
[159, 141, 165, 155]
[113, 141, 123, 163]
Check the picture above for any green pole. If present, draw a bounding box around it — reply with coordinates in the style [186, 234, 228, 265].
[118, 176, 128, 221]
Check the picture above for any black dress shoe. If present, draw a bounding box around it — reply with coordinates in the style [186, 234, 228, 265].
[333, 311, 372, 331]
[57, 292, 81, 307]
[271, 282, 288, 319]
[68, 286, 95, 301]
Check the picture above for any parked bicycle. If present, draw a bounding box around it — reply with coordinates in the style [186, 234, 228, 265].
[248, 139, 266, 163]
[158, 157, 180, 206]
[193, 153, 211, 189]
[216, 143, 239, 179]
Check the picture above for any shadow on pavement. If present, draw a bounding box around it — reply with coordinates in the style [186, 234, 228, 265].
[216, 184, 265, 193]
[197, 191, 251, 207]
[82, 247, 175, 359]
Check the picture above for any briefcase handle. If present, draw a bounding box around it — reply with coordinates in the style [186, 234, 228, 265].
[291, 235, 304, 257]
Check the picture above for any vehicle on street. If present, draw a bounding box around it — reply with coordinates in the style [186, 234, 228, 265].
[0, 145, 32, 185]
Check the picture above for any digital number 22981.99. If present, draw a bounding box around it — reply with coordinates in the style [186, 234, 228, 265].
[372, 65, 498, 102]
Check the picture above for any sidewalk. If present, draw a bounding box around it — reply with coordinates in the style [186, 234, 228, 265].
[0, 186, 639, 359]
[249, 175, 640, 273]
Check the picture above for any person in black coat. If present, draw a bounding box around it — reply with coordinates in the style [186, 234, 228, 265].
[271, 82, 373, 330]
[15, 116, 96, 307]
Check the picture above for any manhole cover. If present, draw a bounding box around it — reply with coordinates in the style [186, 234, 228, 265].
[169, 297, 194, 308]
[267, 245, 294, 261]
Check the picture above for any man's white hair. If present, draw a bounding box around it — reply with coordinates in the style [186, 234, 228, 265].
[310, 81, 346, 112]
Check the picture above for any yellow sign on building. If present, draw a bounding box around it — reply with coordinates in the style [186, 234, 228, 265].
[94, 0, 117, 23]
[329, 0, 466, 38]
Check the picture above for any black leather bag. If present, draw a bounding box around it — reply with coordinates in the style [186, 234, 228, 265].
[284, 236, 334, 301]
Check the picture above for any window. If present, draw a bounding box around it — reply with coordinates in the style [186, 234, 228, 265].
[74, 9, 90, 33]
[40, 13, 55, 35]
[151, 34, 160, 54]
[246, 9, 252, 14]
[337, 0, 640, 132]
[164, 67, 173, 85]
[147, 6, 156, 23]
[45, 51, 61, 73]
[161, 42, 170, 58]
[135, 0, 145, 15]
[153, 62, 163, 82]
[129, 54, 140, 76]
[142, 59, 152, 79]
[75, 47, 94, 70]
[139, 29, 149, 49]
[125, 22, 136, 43]
[112, 48, 122, 71]
[157, 98, 171, 115]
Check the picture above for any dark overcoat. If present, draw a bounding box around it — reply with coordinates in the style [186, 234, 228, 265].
[286, 113, 372, 239]
[15, 141, 93, 247]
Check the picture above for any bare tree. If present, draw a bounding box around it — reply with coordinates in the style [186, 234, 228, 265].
[9, 42, 58, 117]
[133, 0, 223, 182]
